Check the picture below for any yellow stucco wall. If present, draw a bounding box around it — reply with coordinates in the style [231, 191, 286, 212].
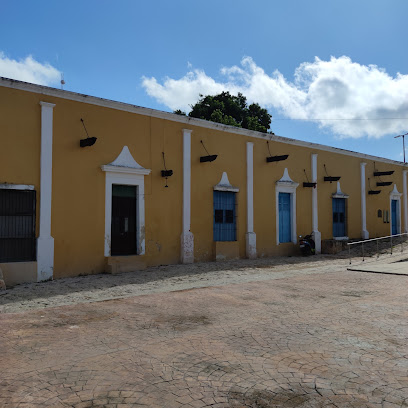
[0, 87, 41, 235]
[1, 83, 407, 282]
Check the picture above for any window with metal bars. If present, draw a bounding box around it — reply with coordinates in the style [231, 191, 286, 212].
[213, 191, 236, 241]
[0, 189, 36, 262]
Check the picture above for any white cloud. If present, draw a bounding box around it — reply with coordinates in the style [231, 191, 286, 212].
[0, 52, 60, 86]
[142, 56, 408, 138]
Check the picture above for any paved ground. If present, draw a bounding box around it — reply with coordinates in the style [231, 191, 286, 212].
[0, 256, 351, 314]
[1, 260, 408, 407]
[348, 259, 408, 275]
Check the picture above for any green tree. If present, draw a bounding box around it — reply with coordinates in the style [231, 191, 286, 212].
[186, 91, 271, 133]
[173, 109, 186, 116]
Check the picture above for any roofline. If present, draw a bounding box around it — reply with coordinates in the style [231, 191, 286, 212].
[1, 76, 406, 167]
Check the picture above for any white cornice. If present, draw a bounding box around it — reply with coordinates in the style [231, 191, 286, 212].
[390, 184, 402, 199]
[332, 181, 349, 199]
[1, 76, 407, 168]
[101, 165, 151, 175]
[39, 101, 55, 109]
[101, 146, 151, 175]
[214, 172, 239, 192]
[276, 168, 299, 188]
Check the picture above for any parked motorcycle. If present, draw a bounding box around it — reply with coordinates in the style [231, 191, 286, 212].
[298, 234, 315, 255]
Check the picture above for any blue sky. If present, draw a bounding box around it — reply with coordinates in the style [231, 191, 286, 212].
[1, 0, 408, 161]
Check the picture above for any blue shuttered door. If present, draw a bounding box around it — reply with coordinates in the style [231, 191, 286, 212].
[391, 200, 398, 235]
[278, 193, 291, 243]
[332, 198, 346, 237]
[213, 191, 236, 241]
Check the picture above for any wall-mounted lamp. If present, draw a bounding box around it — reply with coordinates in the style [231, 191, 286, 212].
[161, 170, 173, 178]
[323, 164, 341, 183]
[303, 169, 316, 188]
[265, 141, 289, 163]
[367, 178, 381, 195]
[200, 140, 218, 163]
[80, 118, 97, 147]
[161, 152, 173, 187]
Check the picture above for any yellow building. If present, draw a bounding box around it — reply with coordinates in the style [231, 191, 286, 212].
[0, 77, 407, 286]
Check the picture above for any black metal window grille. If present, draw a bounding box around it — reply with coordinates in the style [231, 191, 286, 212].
[0, 189, 36, 262]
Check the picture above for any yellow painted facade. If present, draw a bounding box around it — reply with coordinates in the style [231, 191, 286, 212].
[0, 78, 407, 286]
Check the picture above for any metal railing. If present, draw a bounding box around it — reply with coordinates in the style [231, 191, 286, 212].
[347, 232, 408, 264]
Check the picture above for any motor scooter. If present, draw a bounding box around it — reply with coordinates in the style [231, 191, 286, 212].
[298, 234, 315, 255]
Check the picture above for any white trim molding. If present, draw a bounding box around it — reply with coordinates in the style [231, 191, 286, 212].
[2, 77, 406, 168]
[332, 181, 349, 199]
[360, 162, 369, 239]
[0, 183, 34, 190]
[181, 129, 194, 264]
[275, 168, 299, 245]
[101, 146, 150, 175]
[403, 171, 408, 233]
[37, 101, 55, 282]
[311, 154, 321, 253]
[390, 184, 402, 235]
[245, 142, 256, 259]
[101, 146, 151, 257]
[214, 172, 239, 192]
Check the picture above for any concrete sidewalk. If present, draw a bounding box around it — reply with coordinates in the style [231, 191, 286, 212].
[347, 255, 408, 275]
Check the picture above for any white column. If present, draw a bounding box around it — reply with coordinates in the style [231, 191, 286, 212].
[360, 162, 369, 239]
[403, 170, 408, 233]
[245, 142, 256, 259]
[37, 102, 55, 282]
[311, 154, 321, 253]
[181, 129, 194, 263]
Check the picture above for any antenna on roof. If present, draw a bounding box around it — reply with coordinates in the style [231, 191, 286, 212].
[60, 73, 65, 90]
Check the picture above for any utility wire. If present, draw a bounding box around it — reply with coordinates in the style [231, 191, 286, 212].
[272, 117, 408, 121]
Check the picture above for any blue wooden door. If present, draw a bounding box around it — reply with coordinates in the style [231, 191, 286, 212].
[391, 200, 398, 235]
[279, 193, 291, 243]
[332, 198, 346, 237]
[213, 191, 236, 241]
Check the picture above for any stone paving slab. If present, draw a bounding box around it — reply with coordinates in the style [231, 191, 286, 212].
[1, 269, 408, 407]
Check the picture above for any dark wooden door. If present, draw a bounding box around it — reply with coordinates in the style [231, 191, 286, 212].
[111, 185, 137, 256]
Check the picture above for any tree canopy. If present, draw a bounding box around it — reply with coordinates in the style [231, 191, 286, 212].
[174, 92, 272, 133]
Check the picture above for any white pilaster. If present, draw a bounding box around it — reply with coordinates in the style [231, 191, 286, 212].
[311, 154, 321, 253]
[181, 129, 194, 263]
[37, 102, 55, 282]
[360, 162, 369, 239]
[403, 170, 408, 233]
[245, 142, 256, 259]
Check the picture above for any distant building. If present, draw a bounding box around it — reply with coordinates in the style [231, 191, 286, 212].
[0, 77, 407, 286]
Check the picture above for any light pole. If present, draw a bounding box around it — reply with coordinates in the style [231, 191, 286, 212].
[395, 132, 408, 163]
